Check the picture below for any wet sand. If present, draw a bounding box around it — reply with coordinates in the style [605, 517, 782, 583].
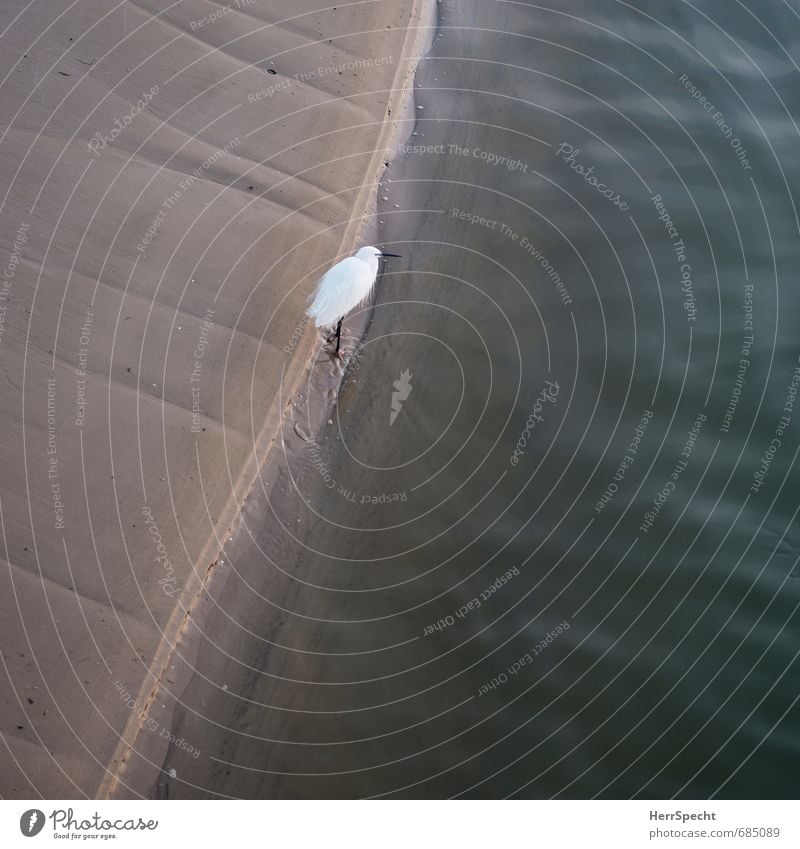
[0, 0, 425, 798]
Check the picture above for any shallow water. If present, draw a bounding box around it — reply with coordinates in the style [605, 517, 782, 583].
[163, 0, 800, 798]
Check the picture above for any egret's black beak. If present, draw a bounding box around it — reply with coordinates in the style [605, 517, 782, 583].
[380, 252, 402, 257]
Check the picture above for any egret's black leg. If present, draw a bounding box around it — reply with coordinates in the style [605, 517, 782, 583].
[334, 318, 343, 356]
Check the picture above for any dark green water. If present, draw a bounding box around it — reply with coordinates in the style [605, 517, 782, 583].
[165, 0, 800, 798]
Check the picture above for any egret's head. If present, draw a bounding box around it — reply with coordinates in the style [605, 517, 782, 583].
[356, 246, 401, 262]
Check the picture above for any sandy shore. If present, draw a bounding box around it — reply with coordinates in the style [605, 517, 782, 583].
[0, 0, 426, 798]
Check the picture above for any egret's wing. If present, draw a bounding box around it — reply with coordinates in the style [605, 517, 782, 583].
[306, 257, 374, 327]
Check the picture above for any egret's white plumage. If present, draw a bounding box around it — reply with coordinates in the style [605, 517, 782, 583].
[306, 246, 401, 356]
[306, 246, 399, 328]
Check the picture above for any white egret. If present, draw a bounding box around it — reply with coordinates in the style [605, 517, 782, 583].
[306, 246, 401, 356]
